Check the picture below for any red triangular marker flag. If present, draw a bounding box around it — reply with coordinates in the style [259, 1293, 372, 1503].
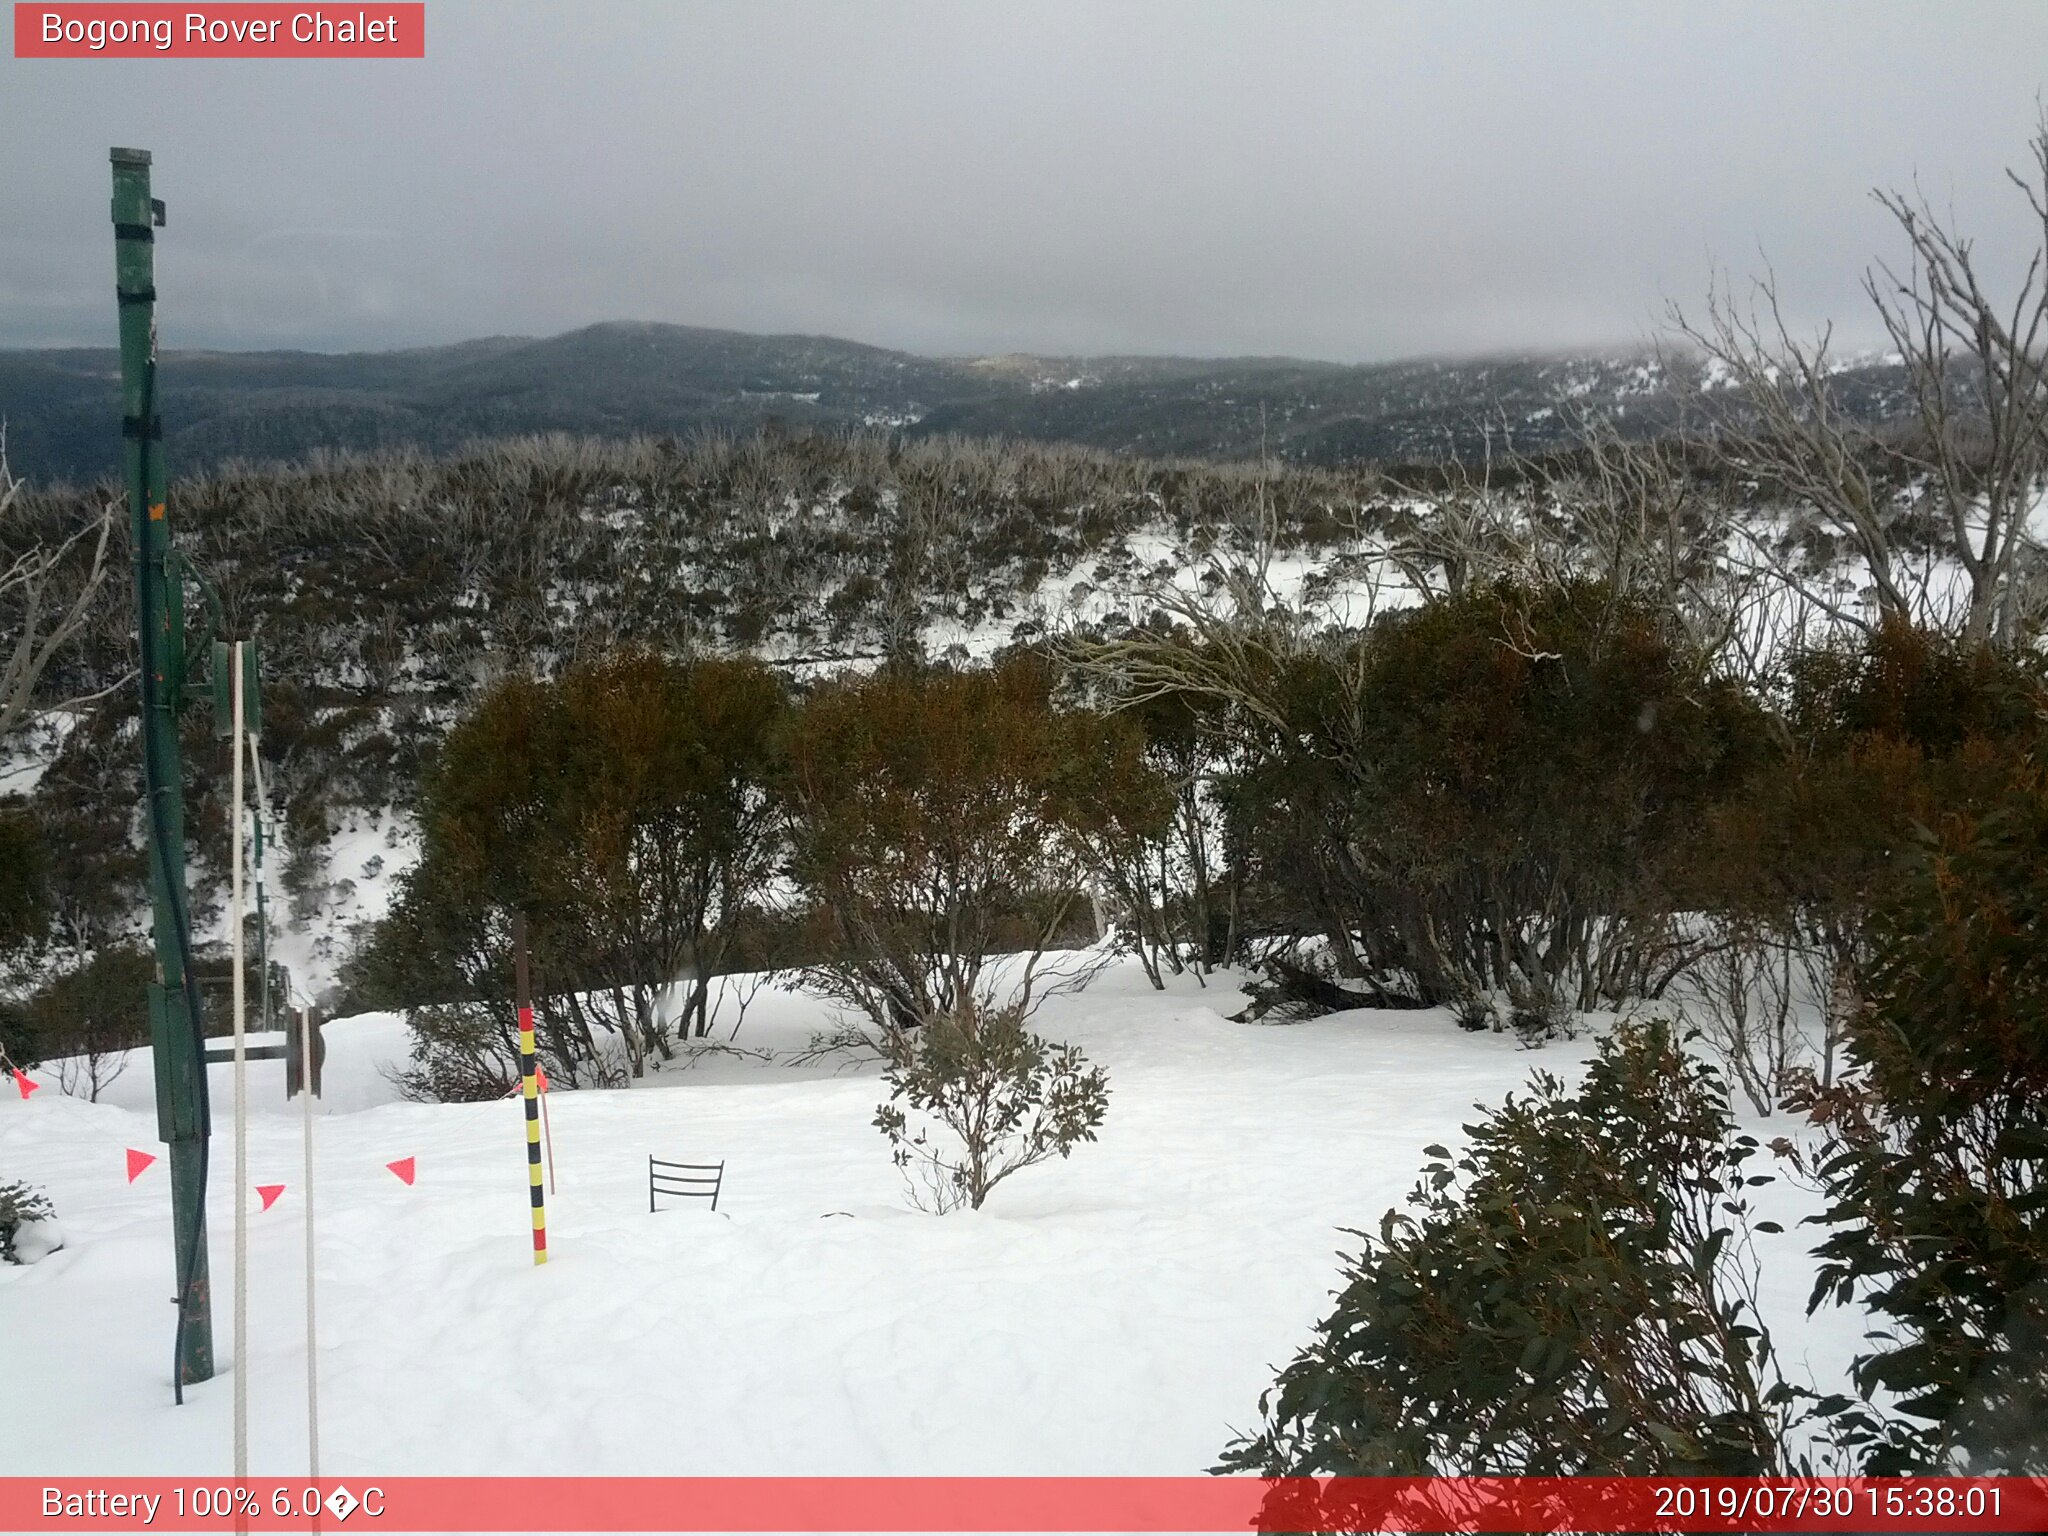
[12, 1069, 39, 1099]
[535, 1067, 549, 1092]
[256, 1184, 285, 1213]
[386, 1156, 416, 1186]
[126, 1148, 156, 1183]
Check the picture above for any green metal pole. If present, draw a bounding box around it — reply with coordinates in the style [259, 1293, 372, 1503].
[113, 146, 213, 1394]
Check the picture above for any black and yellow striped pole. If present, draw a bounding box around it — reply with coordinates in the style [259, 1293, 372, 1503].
[513, 915, 548, 1265]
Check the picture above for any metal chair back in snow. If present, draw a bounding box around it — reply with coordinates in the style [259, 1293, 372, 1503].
[649, 1156, 724, 1213]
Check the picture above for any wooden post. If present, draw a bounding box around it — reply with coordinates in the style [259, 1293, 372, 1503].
[540, 1068, 556, 1195]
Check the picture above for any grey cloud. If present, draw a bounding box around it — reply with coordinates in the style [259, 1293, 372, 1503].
[3, 0, 2046, 360]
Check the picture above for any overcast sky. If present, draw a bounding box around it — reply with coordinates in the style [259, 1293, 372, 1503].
[4, 1, 2046, 362]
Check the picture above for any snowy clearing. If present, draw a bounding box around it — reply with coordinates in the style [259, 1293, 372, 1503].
[0, 962, 1856, 1476]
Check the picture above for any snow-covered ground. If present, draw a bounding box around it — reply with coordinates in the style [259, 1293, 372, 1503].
[0, 962, 1857, 1477]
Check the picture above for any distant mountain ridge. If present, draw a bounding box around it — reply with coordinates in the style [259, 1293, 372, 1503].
[0, 320, 1915, 484]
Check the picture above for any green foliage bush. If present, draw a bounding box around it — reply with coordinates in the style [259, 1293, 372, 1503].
[1218, 1018, 1797, 1476]
[1793, 751, 2048, 1472]
[369, 650, 789, 1094]
[1687, 622, 2047, 1099]
[1706, 623, 2043, 926]
[0, 807, 48, 962]
[0, 999, 38, 1073]
[0, 1178, 55, 1264]
[1070, 681, 1233, 986]
[874, 1001, 1110, 1212]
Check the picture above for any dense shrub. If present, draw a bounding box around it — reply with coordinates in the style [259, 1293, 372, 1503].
[1791, 750, 2048, 1472]
[0, 807, 47, 964]
[1225, 580, 1764, 1012]
[1218, 1018, 1797, 1476]
[1729, 623, 2044, 927]
[385, 1002, 524, 1104]
[367, 651, 789, 1093]
[1781, 620, 2045, 752]
[0, 999, 37, 1073]
[1693, 623, 2047, 1091]
[784, 655, 1168, 1039]
[1074, 682, 1236, 987]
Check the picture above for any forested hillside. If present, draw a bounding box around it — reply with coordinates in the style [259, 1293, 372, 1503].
[4, 124, 2046, 1489]
[0, 399, 2013, 1000]
[0, 321, 1922, 485]
[0, 429, 1386, 966]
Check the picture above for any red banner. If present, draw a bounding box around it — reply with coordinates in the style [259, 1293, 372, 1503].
[2, 1477, 2044, 1532]
[12, 5, 424, 58]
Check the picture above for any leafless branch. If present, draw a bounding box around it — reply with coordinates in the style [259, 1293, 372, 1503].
[0, 427, 119, 743]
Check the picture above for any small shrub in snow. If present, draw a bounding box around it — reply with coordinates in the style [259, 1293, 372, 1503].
[1218, 1018, 1801, 1478]
[387, 1003, 521, 1103]
[1450, 993, 1496, 1033]
[24, 947, 152, 1102]
[1231, 950, 1405, 1024]
[873, 1001, 1109, 1212]
[1, 1178, 56, 1264]
[1507, 995, 1575, 1049]
[1445, 987, 1573, 1047]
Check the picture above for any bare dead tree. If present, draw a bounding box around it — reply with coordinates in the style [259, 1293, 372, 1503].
[1369, 425, 1533, 602]
[54, 1037, 130, 1104]
[1065, 440, 1363, 752]
[1674, 115, 2048, 648]
[1372, 411, 1770, 687]
[0, 429, 119, 743]
[1864, 121, 2048, 646]
[1672, 920, 1813, 1118]
[1672, 272, 1916, 635]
